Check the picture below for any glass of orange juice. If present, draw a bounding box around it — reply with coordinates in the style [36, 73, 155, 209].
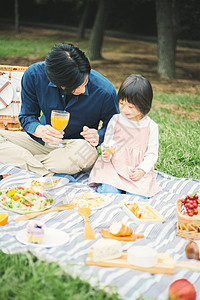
[48, 110, 70, 148]
[101, 141, 116, 155]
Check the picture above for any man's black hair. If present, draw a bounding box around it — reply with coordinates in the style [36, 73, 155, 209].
[45, 43, 91, 94]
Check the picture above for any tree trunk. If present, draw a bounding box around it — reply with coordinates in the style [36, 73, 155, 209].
[77, 0, 90, 40]
[87, 0, 110, 60]
[172, 0, 181, 49]
[15, 0, 20, 34]
[155, 0, 176, 79]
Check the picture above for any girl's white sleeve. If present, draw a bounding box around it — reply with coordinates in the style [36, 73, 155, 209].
[103, 115, 117, 145]
[136, 120, 159, 175]
[101, 115, 117, 162]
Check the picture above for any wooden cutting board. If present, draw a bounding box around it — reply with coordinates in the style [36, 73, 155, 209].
[100, 229, 139, 241]
[86, 249, 200, 275]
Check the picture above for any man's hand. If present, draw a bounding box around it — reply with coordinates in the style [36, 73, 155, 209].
[33, 124, 64, 143]
[80, 126, 99, 147]
[129, 168, 145, 181]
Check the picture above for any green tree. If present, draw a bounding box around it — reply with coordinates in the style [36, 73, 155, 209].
[77, 0, 91, 40]
[87, 0, 111, 60]
[155, 0, 181, 79]
[14, 0, 20, 33]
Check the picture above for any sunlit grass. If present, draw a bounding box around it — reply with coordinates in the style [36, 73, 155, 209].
[0, 250, 122, 300]
[151, 92, 200, 179]
[0, 36, 88, 57]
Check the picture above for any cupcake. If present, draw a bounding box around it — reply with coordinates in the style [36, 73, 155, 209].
[27, 220, 45, 244]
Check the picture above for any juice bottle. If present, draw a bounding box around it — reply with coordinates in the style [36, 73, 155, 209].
[185, 240, 200, 260]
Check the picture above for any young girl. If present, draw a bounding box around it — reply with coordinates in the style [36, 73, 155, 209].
[88, 74, 161, 198]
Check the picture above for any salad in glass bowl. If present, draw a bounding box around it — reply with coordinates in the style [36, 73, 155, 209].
[0, 185, 53, 214]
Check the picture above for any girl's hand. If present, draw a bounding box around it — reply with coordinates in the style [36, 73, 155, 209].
[80, 126, 99, 147]
[129, 168, 145, 181]
[101, 148, 112, 161]
[34, 124, 64, 143]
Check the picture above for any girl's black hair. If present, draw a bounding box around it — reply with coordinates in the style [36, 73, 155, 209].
[117, 74, 153, 116]
[45, 43, 91, 94]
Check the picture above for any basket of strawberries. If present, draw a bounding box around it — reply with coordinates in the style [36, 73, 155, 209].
[176, 191, 200, 240]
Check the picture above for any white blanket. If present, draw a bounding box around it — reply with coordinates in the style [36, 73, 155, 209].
[0, 163, 200, 300]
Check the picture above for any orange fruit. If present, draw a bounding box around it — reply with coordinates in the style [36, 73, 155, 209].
[0, 213, 8, 225]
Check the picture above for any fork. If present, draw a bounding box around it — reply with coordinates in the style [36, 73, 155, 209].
[78, 207, 95, 239]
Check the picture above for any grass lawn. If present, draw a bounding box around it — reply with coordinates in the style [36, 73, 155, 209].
[0, 250, 121, 300]
[152, 92, 200, 179]
[0, 25, 200, 300]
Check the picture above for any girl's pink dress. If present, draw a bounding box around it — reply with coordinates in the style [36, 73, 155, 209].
[89, 117, 161, 197]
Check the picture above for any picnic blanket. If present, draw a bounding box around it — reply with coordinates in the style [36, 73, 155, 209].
[0, 162, 200, 300]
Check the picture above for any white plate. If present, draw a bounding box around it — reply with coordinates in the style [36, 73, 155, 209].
[120, 200, 165, 224]
[24, 176, 69, 191]
[63, 188, 113, 210]
[0, 78, 14, 110]
[0, 202, 53, 215]
[16, 227, 69, 247]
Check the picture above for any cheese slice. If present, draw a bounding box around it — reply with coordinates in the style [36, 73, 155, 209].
[92, 239, 122, 262]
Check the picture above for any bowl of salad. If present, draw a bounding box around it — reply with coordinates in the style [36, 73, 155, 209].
[0, 185, 54, 214]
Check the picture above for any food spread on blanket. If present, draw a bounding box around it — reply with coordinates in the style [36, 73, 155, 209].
[101, 222, 144, 241]
[100, 228, 144, 241]
[0, 213, 8, 225]
[72, 191, 110, 209]
[185, 240, 200, 261]
[127, 245, 158, 268]
[92, 239, 122, 262]
[29, 178, 62, 190]
[126, 202, 158, 219]
[122, 201, 165, 222]
[109, 222, 132, 237]
[168, 279, 197, 300]
[180, 191, 200, 217]
[0, 186, 53, 213]
[27, 220, 45, 244]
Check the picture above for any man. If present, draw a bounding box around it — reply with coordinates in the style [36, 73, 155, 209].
[0, 43, 118, 179]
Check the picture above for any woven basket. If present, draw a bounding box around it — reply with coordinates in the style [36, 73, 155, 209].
[0, 65, 27, 72]
[0, 64, 27, 131]
[176, 198, 200, 240]
[0, 115, 22, 131]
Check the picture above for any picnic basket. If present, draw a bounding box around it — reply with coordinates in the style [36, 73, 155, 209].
[176, 198, 200, 240]
[0, 64, 27, 131]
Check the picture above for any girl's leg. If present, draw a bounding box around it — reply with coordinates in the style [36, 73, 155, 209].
[96, 184, 122, 194]
[125, 191, 148, 199]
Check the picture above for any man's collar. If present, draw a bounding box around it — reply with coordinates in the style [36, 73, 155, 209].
[48, 82, 57, 87]
[82, 84, 89, 96]
[48, 82, 89, 96]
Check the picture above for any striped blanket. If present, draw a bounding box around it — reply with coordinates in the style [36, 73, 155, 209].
[0, 163, 200, 300]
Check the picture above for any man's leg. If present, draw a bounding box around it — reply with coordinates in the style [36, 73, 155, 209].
[0, 131, 97, 176]
[0, 130, 50, 155]
[0, 130, 50, 176]
[41, 139, 98, 174]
